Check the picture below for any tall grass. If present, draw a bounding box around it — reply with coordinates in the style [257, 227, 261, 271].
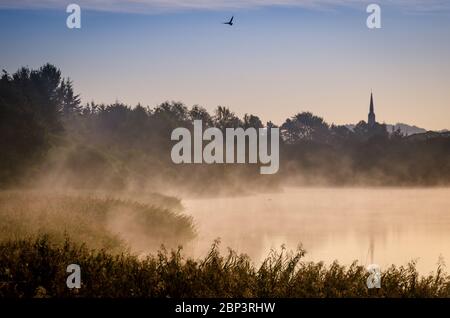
[0, 191, 194, 253]
[1, 237, 449, 298]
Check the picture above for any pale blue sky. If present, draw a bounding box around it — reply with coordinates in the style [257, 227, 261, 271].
[1, 1, 450, 129]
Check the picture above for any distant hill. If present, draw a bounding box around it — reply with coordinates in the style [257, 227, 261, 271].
[387, 123, 427, 136]
[406, 130, 450, 141]
[345, 123, 427, 136]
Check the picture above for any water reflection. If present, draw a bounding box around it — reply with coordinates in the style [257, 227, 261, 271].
[183, 188, 450, 274]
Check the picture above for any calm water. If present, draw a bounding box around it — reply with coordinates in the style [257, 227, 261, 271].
[183, 188, 450, 274]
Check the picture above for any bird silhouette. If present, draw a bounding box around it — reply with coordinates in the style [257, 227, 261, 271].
[223, 16, 234, 26]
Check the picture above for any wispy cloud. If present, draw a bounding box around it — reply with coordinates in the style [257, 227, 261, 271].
[0, 0, 449, 14]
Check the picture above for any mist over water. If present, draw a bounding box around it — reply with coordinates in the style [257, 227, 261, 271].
[183, 187, 450, 274]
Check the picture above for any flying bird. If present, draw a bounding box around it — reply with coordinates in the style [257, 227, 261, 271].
[223, 16, 234, 26]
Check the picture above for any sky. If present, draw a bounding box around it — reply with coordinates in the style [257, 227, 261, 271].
[1, 0, 450, 130]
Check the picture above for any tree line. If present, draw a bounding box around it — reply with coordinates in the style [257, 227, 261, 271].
[1, 64, 450, 190]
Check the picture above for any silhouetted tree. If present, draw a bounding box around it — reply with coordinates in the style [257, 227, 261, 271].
[243, 114, 263, 129]
[60, 78, 81, 117]
[189, 105, 213, 127]
[213, 106, 242, 130]
[0, 64, 65, 185]
[330, 124, 354, 144]
[281, 112, 330, 143]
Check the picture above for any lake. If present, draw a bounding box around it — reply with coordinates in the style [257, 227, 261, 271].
[183, 188, 450, 274]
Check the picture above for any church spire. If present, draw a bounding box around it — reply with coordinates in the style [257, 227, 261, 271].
[368, 92, 376, 127]
[370, 92, 374, 113]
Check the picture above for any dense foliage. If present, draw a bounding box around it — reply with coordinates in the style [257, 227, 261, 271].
[1, 237, 449, 298]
